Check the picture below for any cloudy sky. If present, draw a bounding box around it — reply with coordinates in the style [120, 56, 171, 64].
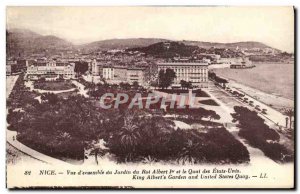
[7, 6, 294, 52]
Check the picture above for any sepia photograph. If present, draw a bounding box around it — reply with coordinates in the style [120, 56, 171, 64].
[5, 6, 295, 189]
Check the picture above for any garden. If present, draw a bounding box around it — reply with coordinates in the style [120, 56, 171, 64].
[34, 80, 76, 91]
[7, 74, 251, 165]
[157, 89, 210, 97]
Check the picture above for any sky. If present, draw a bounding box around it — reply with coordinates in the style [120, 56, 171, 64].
[6, 6, 294, 52]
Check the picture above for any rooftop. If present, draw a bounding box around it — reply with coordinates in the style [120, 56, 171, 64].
[157, 62, 209, 66]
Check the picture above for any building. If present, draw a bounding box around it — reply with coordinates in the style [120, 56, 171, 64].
[126, 67, 145, 84]
[91, 59, 100, 76]
[6, 60, 28, 75]
[103, 66, 145, 85]
[102, 67, 114, 80]
[6, 64, 11, 75]
[91, 59, 145, 85]
[230, 57, 254, 69]
[157, 61, 209, 88]
[26, 59, 75, 81]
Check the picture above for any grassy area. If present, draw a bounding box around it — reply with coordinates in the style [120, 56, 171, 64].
[157, 89, 210, 97]
[176, 117, 223, 127]
[214, 63, 294, 100]
[34, 81, 75, 91]
[56, 91, 78, 99]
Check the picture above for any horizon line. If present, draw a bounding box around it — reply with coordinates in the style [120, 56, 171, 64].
[7, 27, 287, 52]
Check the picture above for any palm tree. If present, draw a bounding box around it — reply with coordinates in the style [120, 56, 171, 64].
[117, 115, 141, 162]
[284, 109, 294, 129]
[178, 139, 199, 165]
[89, 139, 108, 165]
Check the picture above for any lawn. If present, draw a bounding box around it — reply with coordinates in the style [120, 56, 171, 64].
[157, 89, 210, 97]
[56, 91, 78, 99]
[214, 63, 294, 100]
[34, 81, 75, 91]
[176, 117, 223, 127]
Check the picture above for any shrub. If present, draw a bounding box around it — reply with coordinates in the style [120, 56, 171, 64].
[106, 111, 249, 164]
[232, 106, 294, 163]
[198, 99, 219, 106]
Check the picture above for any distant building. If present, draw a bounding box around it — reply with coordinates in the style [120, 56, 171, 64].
[126, 67, 145, 84]
[157, 61, 209, 88]
[197, 53, 221, 62]
[6, 63, 12, 75]
[26, 59, 75, 81]
[91, 59, 101, 76]
[6, 60, 28, 75]
[230, 57, 253, 69]
[91, 59, 145, 85]
[102, 67, 114, 80]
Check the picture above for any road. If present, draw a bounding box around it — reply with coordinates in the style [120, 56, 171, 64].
[6, 75, 19, 99]
[228, 82, 292, 128]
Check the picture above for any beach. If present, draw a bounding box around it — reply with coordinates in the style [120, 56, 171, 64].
[213, 63, 294, 111]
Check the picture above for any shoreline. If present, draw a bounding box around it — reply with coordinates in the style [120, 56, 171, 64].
[212, 63, 294, 101]
[226, 78, 294, 112]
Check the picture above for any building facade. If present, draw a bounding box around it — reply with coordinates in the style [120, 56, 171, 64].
[27, 59, 75, 80]
[91, 59, 145, 85]
[127, 68, 145, 84]
[157, 62, 209, 88]
[6, 60, 28, 75]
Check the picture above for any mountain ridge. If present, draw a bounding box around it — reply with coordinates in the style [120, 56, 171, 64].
[7, 28, 279, 56]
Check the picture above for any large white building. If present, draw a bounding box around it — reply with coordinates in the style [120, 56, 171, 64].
[91, 59, 145, 85]
[157, 61, 209, 88]
[27, 59, 75, 81]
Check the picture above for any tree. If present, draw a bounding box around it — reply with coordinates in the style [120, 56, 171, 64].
[119, 82, 131, 90]
[158, 68, 176, 89]
[180, 80, 187, 89]
[208, 71, 216, 80]
[165, 68, 177, 85]
[41, 93, 59, 105]
[208, 111, 221, 121]
[132, 81, 139, 90]
[115, 114, 141, 162]
[88, 139, 108, 165]
[150, 80, 159, 89]
[13, 95, 107, 161]
[7, 109, 25, 131]
[231, 106, 293, 163]
[158, 70, 165, 89]
[187, 81, 192, 89]
[39, 77, 46, 82]
[74, 61, 89, 76]
[284, 109, 294, 129]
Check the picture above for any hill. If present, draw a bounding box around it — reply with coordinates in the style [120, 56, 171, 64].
[79, 38, 169, 51]
[127, 41, 199, 58]
[81, 39, 273, 52]
[6, 28, 279, 57]
[181, 40, 272, 50]
[7, 28, 74, 57]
